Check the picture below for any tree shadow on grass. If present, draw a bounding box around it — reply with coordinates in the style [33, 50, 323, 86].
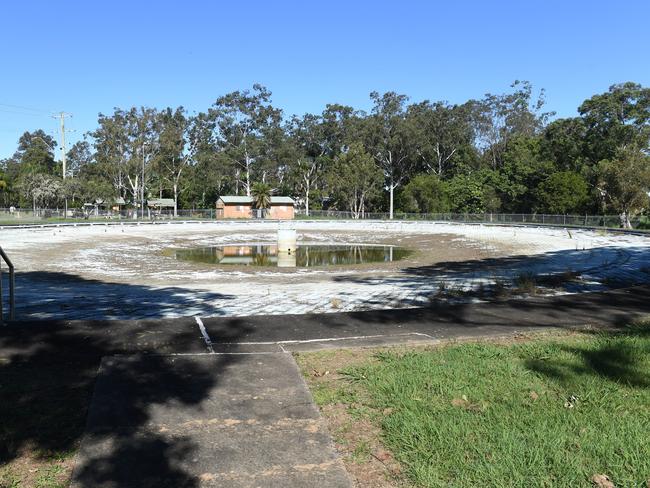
[0, 294, 253, 487]
[524, 324, 650, 389]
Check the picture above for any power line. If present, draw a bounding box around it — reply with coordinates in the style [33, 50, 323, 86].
[0, 108, 52, 117]
[0, 103, 53, 114]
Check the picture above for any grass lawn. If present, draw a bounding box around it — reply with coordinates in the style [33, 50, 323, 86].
[297, 325, 650, 487]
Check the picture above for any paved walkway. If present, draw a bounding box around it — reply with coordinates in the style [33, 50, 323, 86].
[71, 353, 351, 488]
[2, 286, 649, 487]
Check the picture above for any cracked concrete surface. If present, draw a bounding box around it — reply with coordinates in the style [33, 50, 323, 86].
[2, 220, 649, 320]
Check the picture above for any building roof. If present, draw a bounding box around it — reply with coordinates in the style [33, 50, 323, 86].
[148, 198, 175, 207]
[218, 196, 295, 205]
[219, 196, 254, 204]
[270, 196, 295, 204]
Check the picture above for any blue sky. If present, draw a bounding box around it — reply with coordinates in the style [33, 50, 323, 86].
[1, 0, 649, 159]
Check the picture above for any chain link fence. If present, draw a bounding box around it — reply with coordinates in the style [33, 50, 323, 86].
[0, 207, 216, 223]
[1, 207, 648, 230]
[296, 210, 649, 230]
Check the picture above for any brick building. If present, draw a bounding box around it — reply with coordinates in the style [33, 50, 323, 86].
[215, 196, 295, 219]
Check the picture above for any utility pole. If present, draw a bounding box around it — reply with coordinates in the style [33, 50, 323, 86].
[53, 112, 72, 179]
[53, 112, 72, 218]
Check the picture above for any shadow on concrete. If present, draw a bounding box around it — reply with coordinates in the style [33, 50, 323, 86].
[199, 285, 650, 347]
[333, 245, 650, 287]
[6, 270, 236, 320]
[0, 308, 252, 487]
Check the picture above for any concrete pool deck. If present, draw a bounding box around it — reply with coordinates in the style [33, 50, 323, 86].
[1, 220, 649, 321]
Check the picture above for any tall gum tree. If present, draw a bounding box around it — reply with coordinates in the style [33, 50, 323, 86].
[329, 143, 382, 218]
[155, 107, 208, 217]
[286, 113, 330, 216]
[367, 91, 413, 219]
[92, 107, 159, 209]
[579, 82, 650, 163]
[471, 81, 553, 169]
[209, 84, 282, 196]
[407, 101, 474, 178]
[597, 145, 650, 228]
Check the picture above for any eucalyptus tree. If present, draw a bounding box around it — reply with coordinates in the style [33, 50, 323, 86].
[92, 109, 131, 201]
[471, 80, 553, 169]
[407, 101, 474, 178]
[534, 171, 589, 214]
[578, 82, 650, 163]
[597, 145, 650, 228]
[92, 107, 160, 208]
[0, 177, 6, 202]
[320, 103, 360, 154]
[329, 143, 383, 218]
[66, 140, 93, 178]
[126, 107, 160, 210]
[183, 150, 233, 208]
[397, 173, 450, 213]
[286, 113, 328, 215]
[366, 91, 415, 219]
[13, 130, 58, 175]
[209, 84, 283, 196]
[540, 117, 588, 173]
[155, 107, 210, 216]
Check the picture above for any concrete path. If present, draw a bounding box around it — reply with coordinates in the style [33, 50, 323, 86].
[2, 285, 649, 356]
[3, 286, 649, 487]
[71, 353, 351, 488]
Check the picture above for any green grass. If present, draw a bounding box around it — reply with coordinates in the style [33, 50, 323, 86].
[333, 327, 650, 487]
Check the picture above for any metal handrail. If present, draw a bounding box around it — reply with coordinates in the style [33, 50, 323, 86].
[0, 246, 15, 321]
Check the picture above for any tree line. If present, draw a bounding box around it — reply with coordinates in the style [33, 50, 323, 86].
[1, 81, 649, 227]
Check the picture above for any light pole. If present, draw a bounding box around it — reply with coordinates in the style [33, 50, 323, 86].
[141, 141, 149, 219]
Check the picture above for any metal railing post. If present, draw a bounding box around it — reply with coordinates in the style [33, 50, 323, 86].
[0, 247, 15, 321]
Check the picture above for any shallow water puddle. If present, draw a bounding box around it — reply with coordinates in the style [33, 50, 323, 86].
[168, 243, 412, 268]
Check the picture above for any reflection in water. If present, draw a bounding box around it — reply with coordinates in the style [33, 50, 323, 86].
[171, 243, 411, 268]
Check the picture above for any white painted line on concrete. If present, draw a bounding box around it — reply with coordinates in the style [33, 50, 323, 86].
[210, 332, 437, 346]
[195, 316, 214, 353]
[109, 351, 291, 357]
[164, 351, 290, 356]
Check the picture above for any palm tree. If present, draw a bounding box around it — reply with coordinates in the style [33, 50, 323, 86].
[251, 182, 272, 217]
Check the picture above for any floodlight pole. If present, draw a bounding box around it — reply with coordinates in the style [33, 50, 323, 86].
[141, 142, 148, 219]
